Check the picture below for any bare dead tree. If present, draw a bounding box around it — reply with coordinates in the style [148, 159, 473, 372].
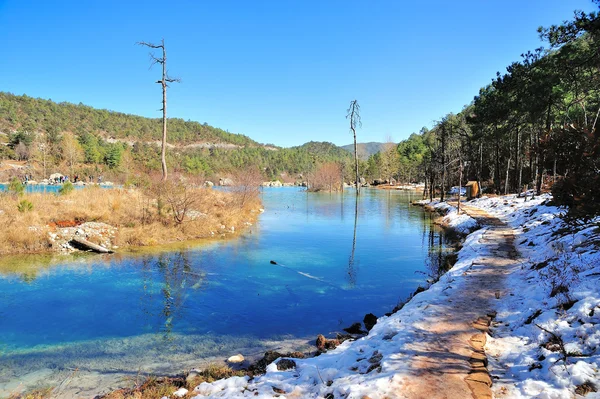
[137, 39, 180, 181]
[346, 100, 362, 195]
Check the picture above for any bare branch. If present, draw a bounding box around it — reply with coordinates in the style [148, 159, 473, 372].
[136, 41, 163, 49]
[165, 76, 181, 83]
[346, 100, 362, 129]
[148, 53, 164, 67]
[535, 323, 570, 371]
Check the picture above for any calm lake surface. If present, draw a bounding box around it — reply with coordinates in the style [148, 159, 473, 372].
[0, 188, 451, 397]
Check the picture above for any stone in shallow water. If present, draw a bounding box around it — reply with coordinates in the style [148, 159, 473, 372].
[227, 354, 245, 363]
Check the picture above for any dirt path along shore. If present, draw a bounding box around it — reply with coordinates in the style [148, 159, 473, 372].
[394, 205, 520, 399]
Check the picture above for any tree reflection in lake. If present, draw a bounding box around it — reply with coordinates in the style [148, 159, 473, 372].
[347, 195, 358, 288]
[139, 251, 204, 344]
[423, 217, 456, 283]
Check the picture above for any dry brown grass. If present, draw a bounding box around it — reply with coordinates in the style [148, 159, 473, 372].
[7, 387, 53, 399]
[0, 184, 261, 255]
[98, 364, 245, 399]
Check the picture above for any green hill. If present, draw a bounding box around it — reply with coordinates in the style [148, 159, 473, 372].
[0, 92, 259, 147]
[0, 92, 353, 181]
[294, 141, 352, 159]
[340, 142, 391, 160]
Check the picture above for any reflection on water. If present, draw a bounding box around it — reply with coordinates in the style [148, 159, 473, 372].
[347, 196, 358, 288]
[0, 188, 454, 396]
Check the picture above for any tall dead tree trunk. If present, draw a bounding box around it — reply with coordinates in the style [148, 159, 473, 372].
[440, 124, 447, 202]
[516, 128, 522, 192]
[536, 102, 553, 195]
[138, 39, 180, 181]
[458, 155, 463, 213]
[346, 100, 362, 195]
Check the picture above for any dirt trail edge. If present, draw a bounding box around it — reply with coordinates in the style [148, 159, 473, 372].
[396, 205, 521, 399]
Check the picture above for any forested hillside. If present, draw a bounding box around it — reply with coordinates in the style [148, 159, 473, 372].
[174, 141, 352, 179]
[384, 8, 600, 217]
[341, 142, 388, 160]
[0, 92, 259, 146]
[0, 93, 353, 182]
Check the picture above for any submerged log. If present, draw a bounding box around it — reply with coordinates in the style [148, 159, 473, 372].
[71, 237, 113, 253]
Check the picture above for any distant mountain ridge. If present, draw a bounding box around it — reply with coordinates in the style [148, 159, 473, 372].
[340, 142, 391, 159]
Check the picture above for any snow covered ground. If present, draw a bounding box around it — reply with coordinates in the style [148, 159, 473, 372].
[415, 198, 480, 235]
[469, 194, 600, 399]
[185, 194, 599, 399]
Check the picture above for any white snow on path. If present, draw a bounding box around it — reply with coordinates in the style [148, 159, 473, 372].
[469, 195, 600, 399]
[188, 195, 599, 399]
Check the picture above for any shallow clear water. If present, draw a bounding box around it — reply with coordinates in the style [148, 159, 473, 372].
[0, 188, 451, 396]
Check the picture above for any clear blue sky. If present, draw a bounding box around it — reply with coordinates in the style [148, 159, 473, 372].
[0, 0, 595, 147]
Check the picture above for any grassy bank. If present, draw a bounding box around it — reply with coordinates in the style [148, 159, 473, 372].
[0, 183, 261, 255]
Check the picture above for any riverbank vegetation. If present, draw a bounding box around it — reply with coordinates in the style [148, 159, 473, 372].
[97, 364, 245, 399]
[0, 176, 261, 255]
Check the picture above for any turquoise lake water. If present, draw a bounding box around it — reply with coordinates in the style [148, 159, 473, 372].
[0, 187, 451, 396]
[0, 183, 92, 194]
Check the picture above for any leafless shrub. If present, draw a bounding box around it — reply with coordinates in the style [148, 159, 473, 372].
[231, 167, 263, 207]
[539, 241, 581, 310]
[15, 142, 30, 161]
[145, 173, 202, 225]
[308, 162, 343, 192]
